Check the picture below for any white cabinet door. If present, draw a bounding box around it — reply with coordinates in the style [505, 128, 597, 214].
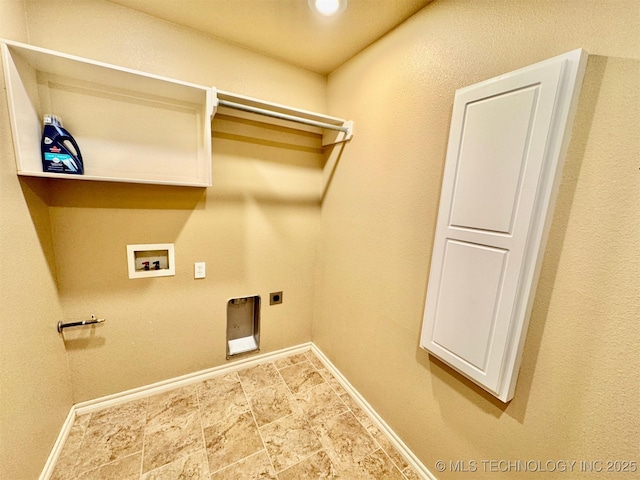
[420, 50, 587, 402]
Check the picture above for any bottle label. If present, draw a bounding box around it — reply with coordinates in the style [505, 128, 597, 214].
[44, 152, 80, 173]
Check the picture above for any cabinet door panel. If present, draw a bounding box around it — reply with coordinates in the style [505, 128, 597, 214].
[450, 86, 539, 234]
[420, 50, 587, 401]
[431, 240, 508, 375]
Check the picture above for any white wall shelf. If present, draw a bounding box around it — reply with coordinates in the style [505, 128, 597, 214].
[1, 39, 213, 187]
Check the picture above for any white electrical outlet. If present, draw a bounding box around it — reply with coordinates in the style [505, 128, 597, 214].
[194, 262, 206, 279]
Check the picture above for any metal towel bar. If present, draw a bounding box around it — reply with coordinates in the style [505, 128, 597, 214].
[57, 315, 105, 333]
[212, 88, 354, 147]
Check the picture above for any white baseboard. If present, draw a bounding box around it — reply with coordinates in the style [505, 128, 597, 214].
[39, 408, 76, 480]
[41, 342, 435, 480]
[74, 342, 312, 415]
[310, 344, 437, 480]
[40, 343, 311, 480]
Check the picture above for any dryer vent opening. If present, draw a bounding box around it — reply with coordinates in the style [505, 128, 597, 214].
[227, 295, 260, 358]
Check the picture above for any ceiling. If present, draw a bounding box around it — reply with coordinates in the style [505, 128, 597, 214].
[107, 0, 432, 75]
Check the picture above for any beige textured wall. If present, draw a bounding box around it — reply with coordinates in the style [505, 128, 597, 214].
[0, 0, 28, 43]
[317, 0, 639, 478]
[3, 0, 639, 478]
[0, 3, 74, 480]
[20, 0, 326, 402]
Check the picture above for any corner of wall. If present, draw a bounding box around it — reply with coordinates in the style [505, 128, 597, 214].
[0, 22, 74, 478]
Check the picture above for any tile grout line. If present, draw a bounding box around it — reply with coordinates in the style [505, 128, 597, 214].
[138, 398, 150, 480]
[310, 345, 433, 479]
[139, 390, 206, 478]
[256, 355, 328, 477]
[330, 404, 408, 477]
[361, 415, 412, 477]
[277, 356, 352, 476]
[303, 350, 396, 475]
[277, 446, 326, 477]
[264, 367, 318, 478]
[289, 354, 350, 473]
[236, 364, 279, 478]
[371, 448, 411, 480]
[274, 362, 295, 397]
[73, 451, 142, 479]
[69, 412, 90, 478]
[194, 381, 212, 479]
[71, 412, 101, 478]
[208, 449, 271, 478]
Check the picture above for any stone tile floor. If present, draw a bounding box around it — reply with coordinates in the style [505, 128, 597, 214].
[51, 349, 421, 479]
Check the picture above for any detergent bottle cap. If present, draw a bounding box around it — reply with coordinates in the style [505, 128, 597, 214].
[43, 114, 63, 127]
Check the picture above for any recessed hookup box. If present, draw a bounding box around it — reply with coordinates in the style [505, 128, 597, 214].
[126, 243, 175, 279]
[227, 295, 260, 358]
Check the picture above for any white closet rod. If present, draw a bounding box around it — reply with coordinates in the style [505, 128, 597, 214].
[217, 99, 350, 133]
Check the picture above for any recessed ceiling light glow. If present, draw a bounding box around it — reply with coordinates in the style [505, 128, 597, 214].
[315, 0, 340, 16]
[311, 0, 346, 17]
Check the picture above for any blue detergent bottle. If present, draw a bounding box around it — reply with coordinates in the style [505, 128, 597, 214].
[41, 114, 84, 174]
